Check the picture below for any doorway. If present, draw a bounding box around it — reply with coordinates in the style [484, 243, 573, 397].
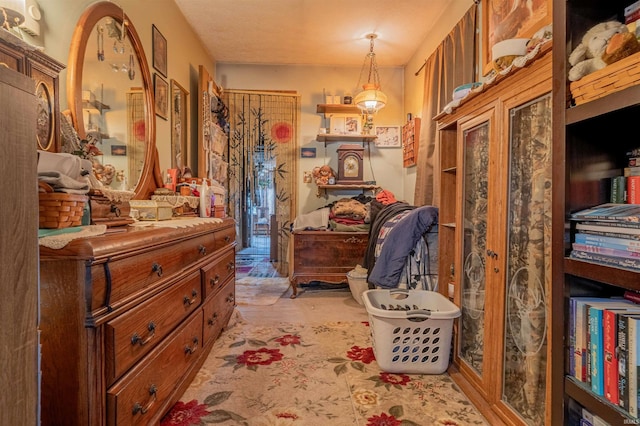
[224, 90, 299, 275]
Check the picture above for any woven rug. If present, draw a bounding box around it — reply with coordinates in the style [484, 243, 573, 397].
[235, 277, 291, 306]
[161, 313, 487, 425]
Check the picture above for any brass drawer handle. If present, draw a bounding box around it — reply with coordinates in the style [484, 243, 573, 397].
[132, 384, 157, 415]
[183, 289, 198, 306]
[224, 235, 231, 242]
[209, 274, 220, 288]
[207, 313, 218, 326]
[227, 261, 235, 271]
[130, 322, 156, 346]
[184, 336, 199, 354]
[226, 293, 235, 304]
[151, 262, 163, 277]
[198, 244, 207, 255]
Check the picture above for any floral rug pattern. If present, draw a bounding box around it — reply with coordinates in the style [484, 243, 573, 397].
[161, 314, 487, 425]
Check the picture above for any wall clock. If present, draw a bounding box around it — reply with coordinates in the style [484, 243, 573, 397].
[337, 144, 364, 184]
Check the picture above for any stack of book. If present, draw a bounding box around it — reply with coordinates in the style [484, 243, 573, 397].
[568, 295, 640, 419]
[570, 204, 640, 271]
[610, 146, 640, 203]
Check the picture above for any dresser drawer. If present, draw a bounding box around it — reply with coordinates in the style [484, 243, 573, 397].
[105, 271, 202, 384]
[202, 246, 235, 299]
[214, 225, 235, 250]
[293, 231, 368, 272]
[107, 310, 203, 425]
[88, 232, 215, 315]
[203, 279, 235, 345]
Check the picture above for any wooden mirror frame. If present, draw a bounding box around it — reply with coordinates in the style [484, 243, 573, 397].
[67, 1, 162, 199]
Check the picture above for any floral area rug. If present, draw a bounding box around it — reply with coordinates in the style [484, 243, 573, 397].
[161, 313, 487, 425]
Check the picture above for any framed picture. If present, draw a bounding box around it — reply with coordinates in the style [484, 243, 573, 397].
[345, 116, 361, 135]
[170, 79, 189, 169]
[111, 145, 127, 156]
[152, 24, 167, 77]
[300, 147, 316, 158]
[329, 116, 345, 135]
[374, 125, 401, 147]
[154, 74, 169, 120]
[482, 0, 551, 75]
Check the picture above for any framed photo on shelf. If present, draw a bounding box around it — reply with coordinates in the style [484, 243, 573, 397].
[152, 24, 167, 77]
[154, 74, 169, 120]
[345, 116, 361, 135]
[482, 0, 551, 75]
[329, 116, 345, 134]
[374, 125, 401, 147]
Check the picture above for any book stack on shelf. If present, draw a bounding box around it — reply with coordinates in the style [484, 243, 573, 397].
[570, 204, 640, 271]
[567, 399, 611, 426]
[568, 295, 640, 421]
[610, 147, 640, 203]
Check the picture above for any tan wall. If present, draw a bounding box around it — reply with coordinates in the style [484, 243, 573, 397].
[32, 0, 216, 175]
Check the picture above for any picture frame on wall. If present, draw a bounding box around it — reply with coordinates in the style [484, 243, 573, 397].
[374, 125, 401, 147]
[154, 74, 169, 120]
[152, 24, 167, 77]
[301, 147, 316, 158]
[111, 145, 126, 156]
[170, 79, 189, 169]
[482, 0, 551, 75]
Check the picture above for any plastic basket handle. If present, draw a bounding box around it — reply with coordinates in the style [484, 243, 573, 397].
[405, 309, 432, 319]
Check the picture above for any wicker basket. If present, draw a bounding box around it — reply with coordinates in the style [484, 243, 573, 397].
[38, 182, 88, 229]
[570, 51, 640, 106]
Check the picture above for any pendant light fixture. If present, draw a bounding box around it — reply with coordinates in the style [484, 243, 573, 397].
[354, 34, 387, 115]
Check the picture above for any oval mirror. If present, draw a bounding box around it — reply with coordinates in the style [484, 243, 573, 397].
[67, 1, 156, 199]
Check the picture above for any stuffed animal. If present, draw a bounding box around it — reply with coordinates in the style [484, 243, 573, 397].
[568, 21, 628, 81]
[312, 165, 335, 185]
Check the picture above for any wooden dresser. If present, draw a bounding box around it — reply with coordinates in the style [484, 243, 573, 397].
[289, 230, 368, 298]
[39, 218, 236, 425]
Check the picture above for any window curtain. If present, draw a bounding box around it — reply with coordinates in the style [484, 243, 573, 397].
[414, 4, 478, 206]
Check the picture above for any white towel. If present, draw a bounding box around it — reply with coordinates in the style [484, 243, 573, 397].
[292, 207, 330, 231]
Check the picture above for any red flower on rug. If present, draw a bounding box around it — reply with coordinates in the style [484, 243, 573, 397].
[366, 412, 402, 426]
[379, 372, 411, 387]
[237, 347, 283, 368]
[347, 345, 376, 364]
[275, 334, 301, 346]
[160, 399, 209, 426]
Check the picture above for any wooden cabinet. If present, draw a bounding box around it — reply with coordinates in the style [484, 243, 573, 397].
[402, 117, 420, 167]
[0, 31, 64, 153]
[289, 230, 368, 298]
[551, 1, 640, 424]
[0, 63, 38, 426]
[39, 218, 236, 425]
[436, 49, 552, 425]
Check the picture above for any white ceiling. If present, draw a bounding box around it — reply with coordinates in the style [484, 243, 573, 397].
[173, 0, 452, 67]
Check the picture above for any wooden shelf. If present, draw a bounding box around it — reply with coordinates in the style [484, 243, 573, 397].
[315, 133, 376, 143]
[317, 184, 379, 191]
[316, 104, 362, 115]
[565, 377, 636, 425]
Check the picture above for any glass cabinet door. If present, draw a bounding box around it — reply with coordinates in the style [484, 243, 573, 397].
[502, 93, 551, 425]
[459, 118, 490, 375]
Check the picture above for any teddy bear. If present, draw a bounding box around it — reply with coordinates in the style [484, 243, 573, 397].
[568, 21, 629, 81]
[312, 165, 335, 185]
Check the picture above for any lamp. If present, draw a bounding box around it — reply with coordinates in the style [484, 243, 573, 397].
[0, 1, 24, 31]
[354, 34, 387, 115]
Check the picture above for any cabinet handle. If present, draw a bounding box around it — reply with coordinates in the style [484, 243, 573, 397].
[151, 262, 163, 277]
[485, 250, 498, 260]
[226, 293, 235, 304]
[198, 245, 207, 255]
[227, 261, 235, 271]
[207, 312, 218, 326]
[110, 204, 121, 217]
[132, 384, 157, 415]
[183, 290, 198, 306]
[130, 321, 156, 346]
[224, 235, 230, 242]
[210, 274, 220, 288]
[184, 336, 199, 354]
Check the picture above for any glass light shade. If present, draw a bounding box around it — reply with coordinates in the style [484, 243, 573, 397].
[354, 83, 387, 114]
[0, 0, 25, 28]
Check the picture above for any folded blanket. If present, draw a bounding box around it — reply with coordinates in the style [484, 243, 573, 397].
[38, 171, 90, 195]
[292, 207, 330, 231]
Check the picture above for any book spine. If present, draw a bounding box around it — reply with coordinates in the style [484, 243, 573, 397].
[573, 243, 640, 259]
[576, 300, 587, 382]
[573, 240, 640, 253]
[627, 9, 640, 24]
[604, 309, 619, 404]
[629, 176, 640, 204]
[619, 315, 631, 412]
[625, 167, 640, 178]
[578, 229, 640, 241]
[581, 221, 640, 230]
[630, 317, 639, 417]
[575, 233, 640, 248]
[611, 176, 626, 203]
[570, 298, 577, 379]
[590, 307, 604, 395]
[570, 250, 640, 270]
[625, 291, 640, 304]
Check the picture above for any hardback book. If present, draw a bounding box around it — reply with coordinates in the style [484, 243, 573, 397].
[577, 220, 640, 231]
[618, 314, 640, 413]
[604, 307, 640, 405]
[629, 176, 640, 205]
[628, 316, 640, 417]
[624, 167, 640, 177]
[570, 250, 640, 271]
[571, 203, 640, 222]
[589, 305, 605, 395]
[611, 175, 626, 203]
[574, 234, 640, 252]
[572, 243, 640, 259]
[576, 224, 640, 240]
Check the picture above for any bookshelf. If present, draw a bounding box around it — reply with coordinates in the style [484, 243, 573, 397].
[552, 0, 640, 424]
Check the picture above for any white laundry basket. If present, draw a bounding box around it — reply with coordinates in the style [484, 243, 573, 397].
[347, 267, 369, 305]
[363, 289, 460, 374]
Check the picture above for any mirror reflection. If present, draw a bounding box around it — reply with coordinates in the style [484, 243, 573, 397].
[81, 16, 145, 190]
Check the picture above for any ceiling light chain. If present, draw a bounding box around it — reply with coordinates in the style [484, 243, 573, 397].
[354, 34, 387, 117]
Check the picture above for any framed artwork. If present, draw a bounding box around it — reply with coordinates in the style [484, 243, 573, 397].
[482, 0, 551, 75]
[171, 79, 189, 169]
[152, 24, 167, 77]
[111, 145, 127, 156]
[374, 125, 401, 147]
[329, 116, 345, 134]
[154, 74, 169, 120]
[301, 147, 316, 158]
[344, 116, 360, 135]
